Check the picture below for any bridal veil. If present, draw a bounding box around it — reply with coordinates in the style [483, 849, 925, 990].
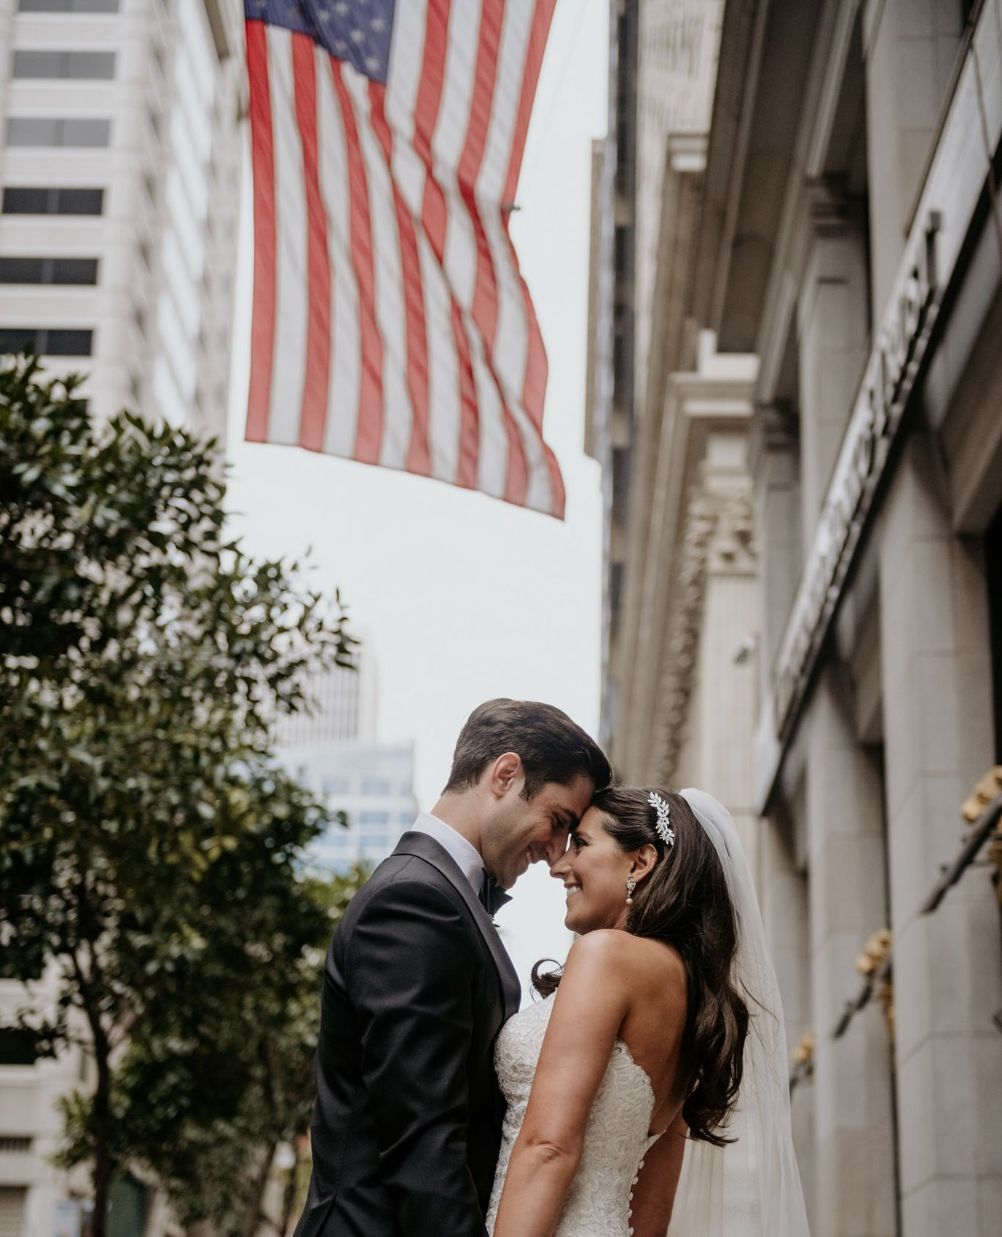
[669, 788, 811, 1236]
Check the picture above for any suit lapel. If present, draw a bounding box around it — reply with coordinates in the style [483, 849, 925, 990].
[393, 831, 521, 1020]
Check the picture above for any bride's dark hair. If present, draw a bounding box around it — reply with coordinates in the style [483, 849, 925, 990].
[531, 785, 749, 1147]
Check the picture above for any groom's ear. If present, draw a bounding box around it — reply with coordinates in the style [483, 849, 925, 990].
[489, 752, 523, 798]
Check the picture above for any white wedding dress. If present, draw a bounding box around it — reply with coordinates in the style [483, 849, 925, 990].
[485, 992, 662, 1236]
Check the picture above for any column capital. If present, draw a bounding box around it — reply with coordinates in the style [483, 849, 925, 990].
[747, 403, 799, 475]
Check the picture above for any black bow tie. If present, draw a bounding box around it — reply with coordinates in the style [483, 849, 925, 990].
[478, 871, 512, 916]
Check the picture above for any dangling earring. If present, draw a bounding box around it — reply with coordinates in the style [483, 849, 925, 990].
[626, 874, 636, 905]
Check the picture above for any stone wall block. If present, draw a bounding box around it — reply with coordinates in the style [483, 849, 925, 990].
[896, 1043, 937, 1193]
[972, 1034, 1002, 1175]
[913, 652, 964, 776]
[950, 538, 993, 655]
[976, 1173, 1002, 1233]
[817, 832, 890, 939]
[886, 775, 969, 935]
[892, 915, 932, 1064]
[901, 1175, 979, 1237]
[812, 933, 864, 1036]
[908, 538, 958, 650]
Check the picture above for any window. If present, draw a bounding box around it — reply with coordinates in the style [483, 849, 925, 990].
[2, 186, 104, 215]
[6, 117, 111, 147]
[361, 778, 391, 795]
[0, 327, 93, 356]
[358, 811, 390, 826]
[13, 50, 116, 79]
[19, 0, 118, 10]
[363, 833, 394, 853]
[0, 1188, 28, 1237]
[0, 256, 98, 285]
[0, 1028, 37, 1065]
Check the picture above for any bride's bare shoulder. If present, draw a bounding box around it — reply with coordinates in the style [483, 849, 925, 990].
[564, 929, 685, 992]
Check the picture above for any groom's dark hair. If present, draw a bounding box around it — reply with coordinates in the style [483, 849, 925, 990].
[443, 698, 611, 800]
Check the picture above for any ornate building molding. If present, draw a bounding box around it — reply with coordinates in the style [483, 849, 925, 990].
[653, 485, 756, 783]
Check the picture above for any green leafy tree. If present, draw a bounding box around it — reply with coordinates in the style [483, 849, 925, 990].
[0, 356, 356, 1234]
[92, 863, 373, 1237]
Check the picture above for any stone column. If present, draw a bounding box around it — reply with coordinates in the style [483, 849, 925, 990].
[796, 173, 897, 1236]
[693, 434, 758, 860]
[748, 406, 800, 705]
[760, 796, 816, 1222]
[877, 432, 1002, 1237]
[863, 0, 964, 321]
[803, 669, 898, 1237]
[796, 180, 870, 533]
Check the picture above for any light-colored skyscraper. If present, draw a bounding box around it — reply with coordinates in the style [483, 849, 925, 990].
[0, 0, 243, 443]
[0, 3, 244, 1232]
[276, 740, 419, 874]
[274, 643, 378, 748]
[274, 646, 418, 872]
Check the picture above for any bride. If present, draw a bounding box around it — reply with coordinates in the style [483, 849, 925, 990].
[486, 786, 810, 1236]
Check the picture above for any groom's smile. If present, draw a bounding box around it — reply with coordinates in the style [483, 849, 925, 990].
[483, 771, 594, 890]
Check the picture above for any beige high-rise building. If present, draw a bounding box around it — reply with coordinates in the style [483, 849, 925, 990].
[0, 0, 242, 441]
[0, 1, 244, 1231]
[594, 0, 1002, 1234]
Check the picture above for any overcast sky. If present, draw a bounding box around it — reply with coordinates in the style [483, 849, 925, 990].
[225, 0, 609, 994]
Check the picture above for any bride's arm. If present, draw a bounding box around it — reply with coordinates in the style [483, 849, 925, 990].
[626, 1111, 687, 1236]
[491, 929, 632, 1237]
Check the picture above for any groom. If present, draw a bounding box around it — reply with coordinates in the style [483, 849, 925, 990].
[294, 699, 610, 1236]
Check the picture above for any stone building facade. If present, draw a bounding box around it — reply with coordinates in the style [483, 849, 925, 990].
[592, 1, 1002, 1234]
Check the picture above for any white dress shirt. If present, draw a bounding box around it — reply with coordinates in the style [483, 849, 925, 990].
[410, 811, 484, 896]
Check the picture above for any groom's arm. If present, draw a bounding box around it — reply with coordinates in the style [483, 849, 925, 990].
[347, 875, 486, 1237]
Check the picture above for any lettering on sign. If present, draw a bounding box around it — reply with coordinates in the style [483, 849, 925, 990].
[772, 213, 942, 737]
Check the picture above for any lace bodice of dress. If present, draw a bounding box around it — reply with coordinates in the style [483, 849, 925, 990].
[486, 994, 661, 1237]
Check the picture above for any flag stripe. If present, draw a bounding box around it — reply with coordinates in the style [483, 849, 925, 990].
[369, 82, 432, 476]
[453, 0, 528, 503]
[475, 0, 540, 506]
[344, 68, 412, 470]
[503, 0, 555, 205]
[331, 60, 384, 465]
[316, 54, 362, 462]
[246, 19, 277, 442]
[434, 1, 487, 488]
[507, 0, 553, 441]
[268, 29, 309, 444]
[414, 0, 451, 258]
[402, 0, 471, 486]
[452, 299, 480, 488]
[419, 239, 461, 482]
[292, 34, 331, 450]
[459, 0, 502, 345]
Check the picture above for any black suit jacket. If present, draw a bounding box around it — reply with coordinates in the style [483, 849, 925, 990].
[294, 830, 521, 1237]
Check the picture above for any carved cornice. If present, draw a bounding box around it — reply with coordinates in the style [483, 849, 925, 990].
[652, 485, 755, 783]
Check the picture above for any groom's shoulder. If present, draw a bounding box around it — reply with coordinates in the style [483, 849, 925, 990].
[342, 846, 462, 923]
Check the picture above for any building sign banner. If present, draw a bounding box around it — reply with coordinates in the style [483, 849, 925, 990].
[761, 0, 1002, 798]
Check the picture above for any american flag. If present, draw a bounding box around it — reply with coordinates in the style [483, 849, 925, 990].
[243, 0, 565, 518]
